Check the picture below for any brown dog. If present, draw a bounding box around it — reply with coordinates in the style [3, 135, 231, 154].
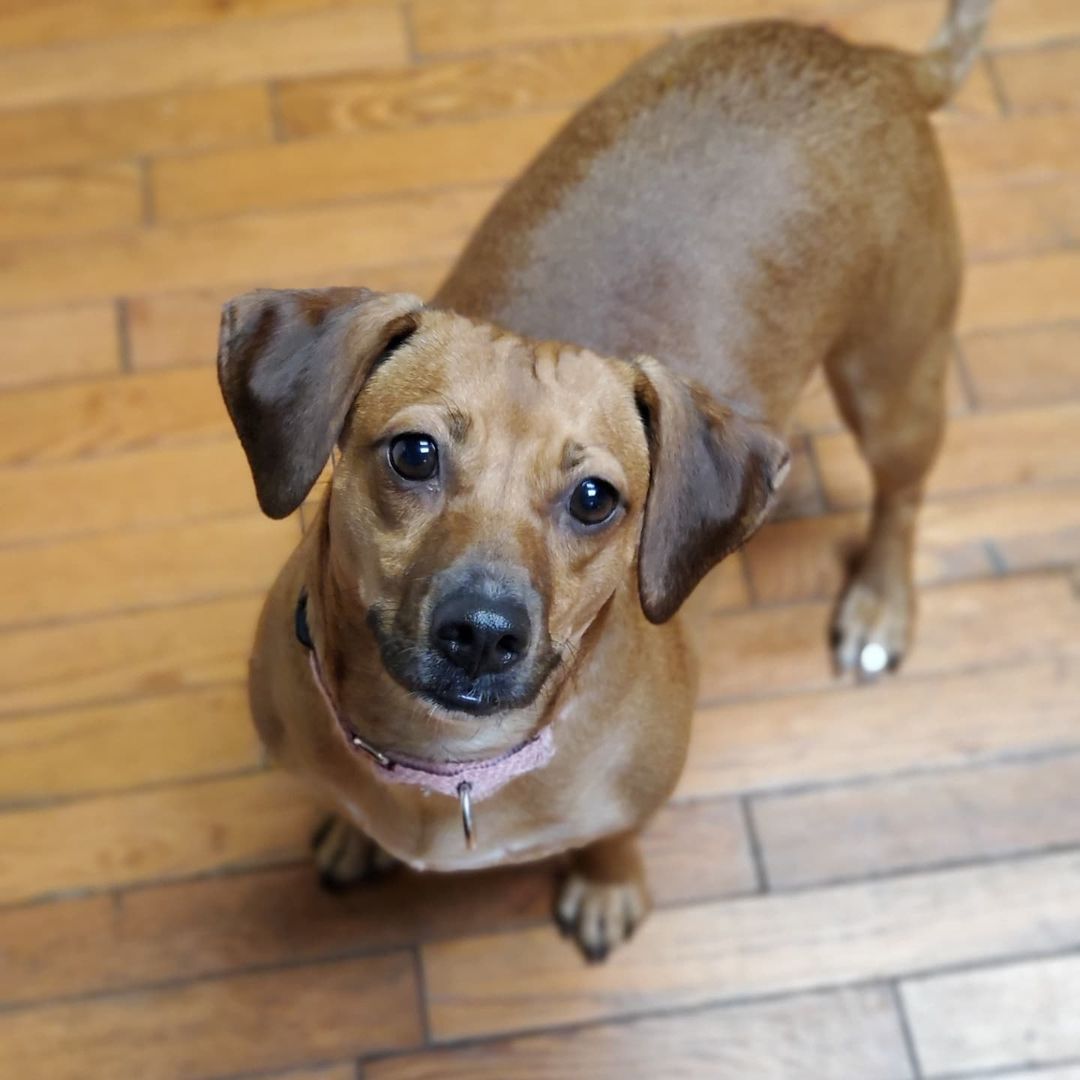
[217, 1, 992, 960]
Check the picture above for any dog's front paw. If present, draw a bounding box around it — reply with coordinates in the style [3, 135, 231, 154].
[311, 815, 399, 891]
[830, 575, 913, 680]
[555, 870, 650, 963]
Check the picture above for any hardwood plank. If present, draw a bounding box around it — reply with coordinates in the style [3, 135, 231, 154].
[0, 798, 747, 1006]
[0, 162, 141, 242]
[0, 952, 420, 1080]
[0, 513, 298, 627]
[904, 953, 1080, 1076]
[126, 260, 449, 370]
[0, 770, 311, 904]
[409, 0, 930, 56]
[639, 797, 756, 906]
[754, 753, 1080, 888]
[956, 179, 1080, 261]
[0, 186, 496, 308]
[994, 41, 1080, 113]
[369, 986, 913, 1080]
[987, 0, 1080, 48]
[940, 112, 1080, 187]
[964, 323, 1080, 408]
[0, 439, 259, 545]
[278, 35, 661, 136]
[692, 572, 1080, 704]
[0, 85, 272, 174]
[152, 110, 568, 222]
[0, 685, 259, 804]
[995, 511, 1080, 576]
[743, 504, 982, 605]
[680, 657, 1080, 800]
[421, 848, 1080, 1040]
[0, 594, 261, 716]
[744, 484, 1080, 605]
[961, 251, 1080, 333]
[0, 366, 227, 467]
[0, 7, 408, 110]
[0, 0, 368, 50]
[0, 303, 119, 389]
[814, 403, 1080, 509]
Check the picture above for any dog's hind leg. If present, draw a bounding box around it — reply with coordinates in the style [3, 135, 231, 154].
[824, 327, 951, 678]
[311, 814, 400, 891]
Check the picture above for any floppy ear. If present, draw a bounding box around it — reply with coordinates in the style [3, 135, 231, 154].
[217, 287, 423, 519]
[633, 356, 790, 624]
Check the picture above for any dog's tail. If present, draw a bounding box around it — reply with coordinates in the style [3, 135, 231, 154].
[912, 0, 995, 109]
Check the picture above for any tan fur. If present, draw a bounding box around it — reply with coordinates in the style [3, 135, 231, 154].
[222, 4, 990, 960]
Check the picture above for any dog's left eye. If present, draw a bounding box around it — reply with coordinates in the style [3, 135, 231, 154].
[389, 433, 439, 481]
[568, 477, 619, 526]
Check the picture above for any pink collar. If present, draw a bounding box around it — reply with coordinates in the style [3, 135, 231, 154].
[297, 592, 556, 846]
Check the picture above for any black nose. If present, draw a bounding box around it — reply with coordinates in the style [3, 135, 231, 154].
[430, 592, 532, 677]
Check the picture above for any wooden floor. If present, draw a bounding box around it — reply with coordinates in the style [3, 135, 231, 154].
[1, 1, 1078, 1077]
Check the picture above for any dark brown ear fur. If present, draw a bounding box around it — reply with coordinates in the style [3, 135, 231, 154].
[217, 287, 423, 518]
[633, 356, 790, 624]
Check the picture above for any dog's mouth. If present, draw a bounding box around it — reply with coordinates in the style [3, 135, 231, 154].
[416, 681, 525, 718]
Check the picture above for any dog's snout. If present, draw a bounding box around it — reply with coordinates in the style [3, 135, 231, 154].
[431, 592, 532, 677]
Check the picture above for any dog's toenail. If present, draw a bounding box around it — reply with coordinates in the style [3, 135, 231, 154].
[859, 641, 889, 674]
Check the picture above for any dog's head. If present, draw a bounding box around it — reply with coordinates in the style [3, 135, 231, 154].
[219, 287, 787, 720]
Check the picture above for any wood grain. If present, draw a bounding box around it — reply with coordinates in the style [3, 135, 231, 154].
[277, 35, 662, 135]
[961, 251, 1080, 332]
[994, 40, 1080, 113]
[0, 0, 367, 50]
[0, 7, 409, 109]
[0, 684, 260, 804]
[409, 0, 933, 55]
[956, 178, 1080, 260]
[0, 594, 261, 716]
[152, 110, 568, 221]
[904, 954, 1080, 1076]
[940, 112, 1080, 186]
[0, 799, 747, 1007]
[744, 484, 1080, 605]
[680, 657, 1080, 800]
[753, 752, 1080, 887]
[0, 770, 312, 904]
[0, 163, 142, 242]
[0, 366, 228, 466]
[693, 572, 1080, 703]
[0, 952, 421, 1080]
[0, 512, 298, 627]
[0, 438, 258, 545]
[0, 85, 272, 174]
[369, 986, 913, 1080]
[964, 323, 1080, 408]
[0, 303, 119, 389]
[0, 186, 496, 308]
[814, 402, 1080, 509]
[422, 849, 1080, 1040]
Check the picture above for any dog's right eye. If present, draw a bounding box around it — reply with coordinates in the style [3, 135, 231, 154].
[389, 433, 439, 481]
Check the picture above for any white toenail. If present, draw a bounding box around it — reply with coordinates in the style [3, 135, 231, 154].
[860, 642, 889, 674]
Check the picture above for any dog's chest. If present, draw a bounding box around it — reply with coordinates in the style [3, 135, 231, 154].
[333, 721, 643, 872]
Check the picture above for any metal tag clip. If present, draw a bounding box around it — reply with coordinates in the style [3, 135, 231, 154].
[457, 781, 475, 849]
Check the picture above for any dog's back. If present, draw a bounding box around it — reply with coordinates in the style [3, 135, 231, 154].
[436, 7, 986, 426]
